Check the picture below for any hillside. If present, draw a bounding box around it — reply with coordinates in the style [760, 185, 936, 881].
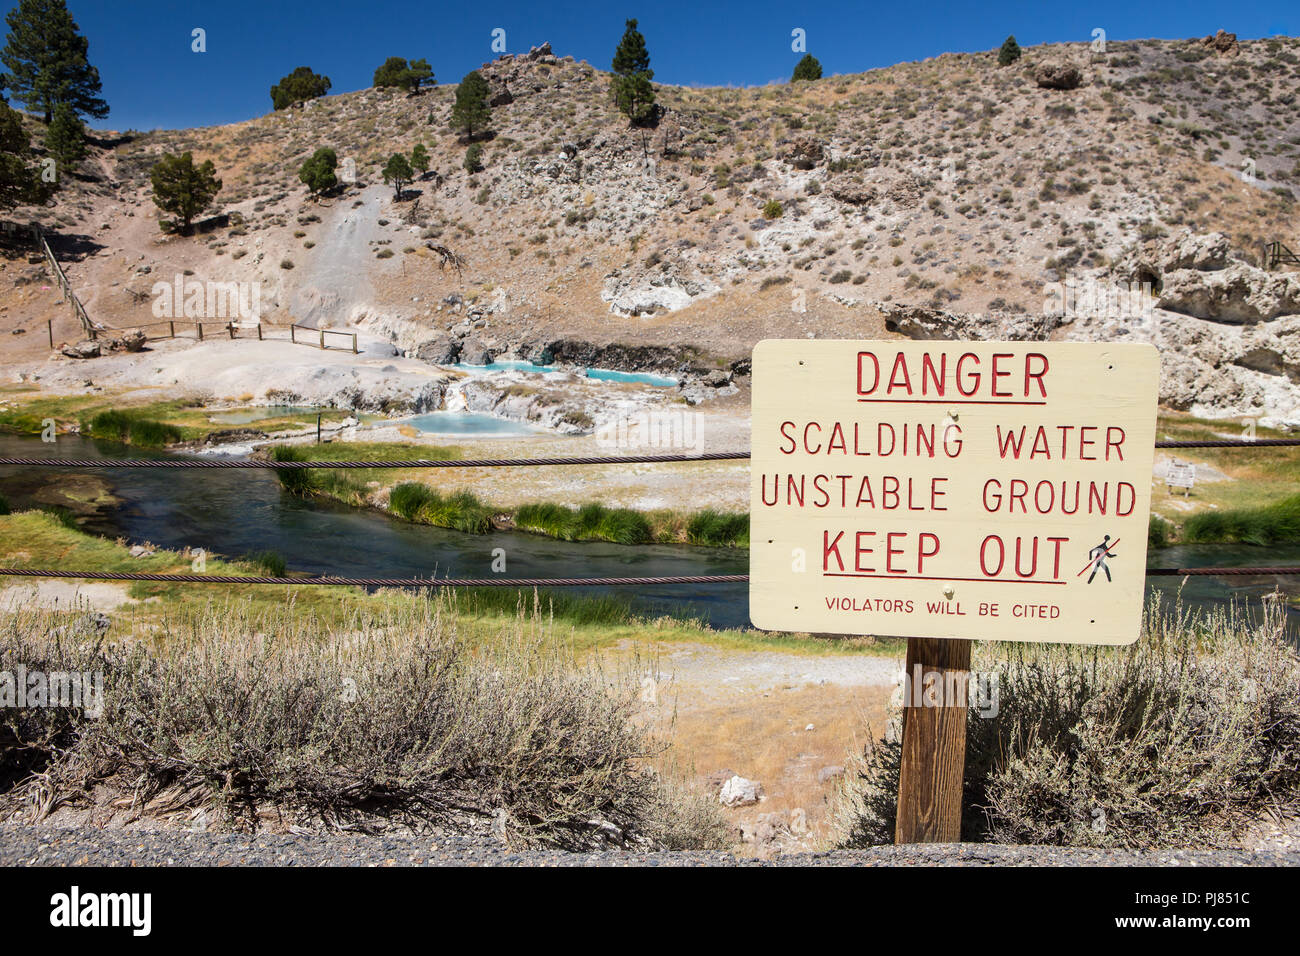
[4, 32, 1300, 419]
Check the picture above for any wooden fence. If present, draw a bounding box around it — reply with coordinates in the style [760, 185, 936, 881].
[290, 324, 359, 354]
[32, 225, 97, 340]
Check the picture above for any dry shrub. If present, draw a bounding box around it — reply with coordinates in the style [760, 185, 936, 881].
[0, 596, 727, 851]
[832, 596, 1300, 848]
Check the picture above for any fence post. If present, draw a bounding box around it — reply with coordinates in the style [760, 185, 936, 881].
[228, 322, 235, 340]
[47, 319, 53, 349]
[257, 323, 263, 341]
[197, 322, 203, 341]
[352, 333, 358, 355]
[320, 328, 325, 350]
[169, 320, 175, 339]
[895, 637, 972, 844]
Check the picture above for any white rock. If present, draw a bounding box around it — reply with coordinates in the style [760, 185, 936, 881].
[719, 775, 764, 807]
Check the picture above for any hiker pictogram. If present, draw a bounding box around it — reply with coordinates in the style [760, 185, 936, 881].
[1078, 535, 1119, 583]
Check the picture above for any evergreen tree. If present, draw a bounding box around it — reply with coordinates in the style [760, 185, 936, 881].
[150, 151, 221, 232]
[404, 58, 434, 93]
[374, 57, 434, 93]
[44, 101, 84, 175]
[449, 70, 491, 139]
[1, 0, 108, 123]
[410, 142, 429, 175]
[298, 146, 338, 198]
[610, 18, 655, 124]
[382, 152, 413, 199]
[0, 101, 46, 209]
[998, 35, 1022, 66]
[792, 54, 822, 82]
[463, 142, 482, 174]
[270, 66, 331, 111]
[373, 57, 409, 89]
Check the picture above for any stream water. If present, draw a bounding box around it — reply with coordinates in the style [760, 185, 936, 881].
[1, 432, 1297, 631]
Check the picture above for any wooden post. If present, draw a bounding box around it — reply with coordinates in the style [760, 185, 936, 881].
[169, 320, 175, 339]
[895, 637, 972, 844]
[197, 322, 203, 341]
[316, 413, 321, 444]
[257, 323, 263, 341]
[228, 322, 235, 340]
[319, 328, 325, 350]
[352, 333, 358, 354]
[47, 318, 53, 349]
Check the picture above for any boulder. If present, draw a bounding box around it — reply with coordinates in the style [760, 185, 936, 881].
[61, 340, 101, 359]
[1201, 30, 1239, 57]
[828, 175, 876, 206]
[1161, 230, 1230, 272]
[1034, 60, 1083, 90]
[459, 337, 494, 365]
[105, 329, 147, 353]
[1158, 262, 1300, 323]
[413, 335, 462, 364]
[783, 135, 824, 170]
[719, 775, 764, 807]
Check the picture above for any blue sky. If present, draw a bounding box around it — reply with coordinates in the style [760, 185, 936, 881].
[4, 0, 1297, 130]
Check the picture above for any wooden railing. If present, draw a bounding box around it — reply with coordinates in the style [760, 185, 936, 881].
[1265, 240, 1300, 270]
[290, 324, 359, 354]
[32, 225, 96, 340]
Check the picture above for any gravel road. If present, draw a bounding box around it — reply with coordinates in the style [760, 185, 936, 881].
[3, 825, 1296, 867]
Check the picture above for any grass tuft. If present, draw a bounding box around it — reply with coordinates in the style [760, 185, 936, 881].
[1181, 493, 1300, 545]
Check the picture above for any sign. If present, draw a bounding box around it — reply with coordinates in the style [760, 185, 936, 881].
[749, 340, 1159, 645]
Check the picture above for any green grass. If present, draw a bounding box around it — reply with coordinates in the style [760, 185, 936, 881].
[685, 509, 749, 547]
[81, 410, 183, 448]
[244, 550, 287, 577]
[388, 482, 495, 534]
[514, 502, 653, 545]
[1182, 493, 1300, 545]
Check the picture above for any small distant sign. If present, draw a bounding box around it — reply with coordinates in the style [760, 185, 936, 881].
[749, 341, 1160, 645]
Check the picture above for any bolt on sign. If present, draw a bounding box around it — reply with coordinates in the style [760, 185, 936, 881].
[750, 341, 1160, 645]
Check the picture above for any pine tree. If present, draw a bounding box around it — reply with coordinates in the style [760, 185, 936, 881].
[270, 66, 331, 111]
[298, 146, 338, 198]
[404, 58, 434, 94]
[44, 101, 84, 175]
[449, 70, 491, 139]
[150, 152, 222, 232]
[792, 54, 822, 82]
[410, 142, 429, 176]
[1, 0, 108, 123]
[0, 101, 46, 209]
[382, 152, 413, 200]
[463, 143, 482, 174]
[998, 35, 1022, 66]
[610, 18, 655, 124]
[373, 57, 409, 89]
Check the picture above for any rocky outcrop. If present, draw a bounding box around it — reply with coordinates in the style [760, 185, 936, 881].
[601, 266, 719, 317]
[1158, 263, 1300, 323]
[1034, 60, 1083, 90]
[61, 340, 101, 359]
[879, 302, 1057, 340]
[828, 175, 875, 206]
[520, 338, 704, 373]
[782, 135, 824, 170]
[1201, 30, 1239, 57]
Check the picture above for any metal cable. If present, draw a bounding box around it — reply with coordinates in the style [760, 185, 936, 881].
[0, 569, 749, 587]
[0, 569, 1297, 587]
[0, 452, 752, 469]
[0, 440, 1297, 469]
